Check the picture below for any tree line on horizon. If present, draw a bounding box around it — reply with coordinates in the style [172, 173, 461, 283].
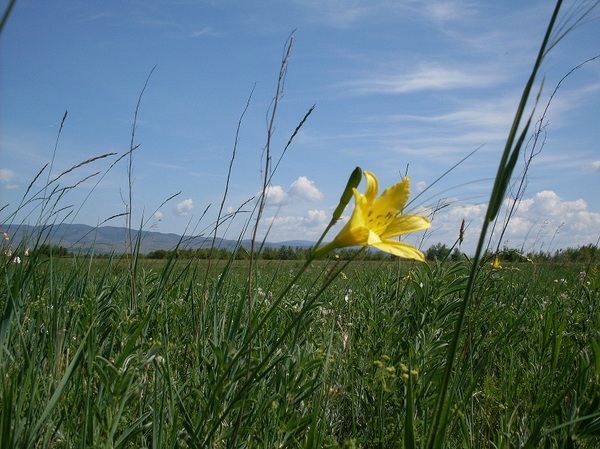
[15, 242, 599, 264]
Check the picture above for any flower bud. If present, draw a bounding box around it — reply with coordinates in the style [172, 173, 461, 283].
[331, 167, 362, 223]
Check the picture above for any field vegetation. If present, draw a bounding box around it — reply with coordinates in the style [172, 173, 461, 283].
[1, 251, 599, 447]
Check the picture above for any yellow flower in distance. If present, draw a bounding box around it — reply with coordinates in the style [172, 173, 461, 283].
[2, 232, 9, 241]
[492, 256, 502, 269]
[314, 171, 430, 261]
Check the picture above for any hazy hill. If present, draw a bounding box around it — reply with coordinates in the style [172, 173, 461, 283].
[2, 224, 314, 255]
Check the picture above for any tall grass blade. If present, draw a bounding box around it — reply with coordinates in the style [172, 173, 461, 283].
[427, 2, 565, 448]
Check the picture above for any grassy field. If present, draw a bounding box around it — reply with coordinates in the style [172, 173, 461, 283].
[1, 254, 599, 448]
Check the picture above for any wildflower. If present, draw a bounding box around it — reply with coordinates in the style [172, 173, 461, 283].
[2, 232, 8, 241]
[401, 368, 419, 382]
[340, 271, 347, 280]
[314, 171, 430, 260]
[492, 256, 502, 269]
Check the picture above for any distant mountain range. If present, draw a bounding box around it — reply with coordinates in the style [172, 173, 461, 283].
[1, 223, 315, 255]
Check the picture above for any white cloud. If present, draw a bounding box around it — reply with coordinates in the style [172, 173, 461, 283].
[189, 27, 215, 38]
[262, 209, 329, 241]
[295, 0, 476, 28]
[519, 191, 587, 216]
[173, 199, 193, 216]
[154, 210, 164, 220]
[306, 209, 328, 224]
[289, 176, 324, 202]
[424, 1, 469, 22]
[438, 190, 600, 253]
[262, 176, 324, 207]
[345, 62, 504, 95]
[0, 169, 18, 189]
[448, 203, 488, 221]
[0, 169, 14, 183]
[264, 185, 287, 207]
[591, 160, 600, 172]
[293, 0, 377, 28]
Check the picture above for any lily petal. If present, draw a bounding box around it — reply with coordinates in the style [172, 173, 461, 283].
[372, 177, 410, 216]
[381, 214, 431, 239]
[372, 239, 426, 261]
[363, 171, 379, 204]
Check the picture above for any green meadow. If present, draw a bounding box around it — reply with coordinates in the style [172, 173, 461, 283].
[1, 254, 599, 447]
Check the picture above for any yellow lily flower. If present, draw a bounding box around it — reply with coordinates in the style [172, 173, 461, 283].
[314, 171, 430, 261]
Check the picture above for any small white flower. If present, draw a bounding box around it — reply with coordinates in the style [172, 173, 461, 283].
[344, 288, 352, 303]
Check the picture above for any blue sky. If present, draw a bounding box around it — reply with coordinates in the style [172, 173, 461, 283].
[1, 0, 599, 255]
